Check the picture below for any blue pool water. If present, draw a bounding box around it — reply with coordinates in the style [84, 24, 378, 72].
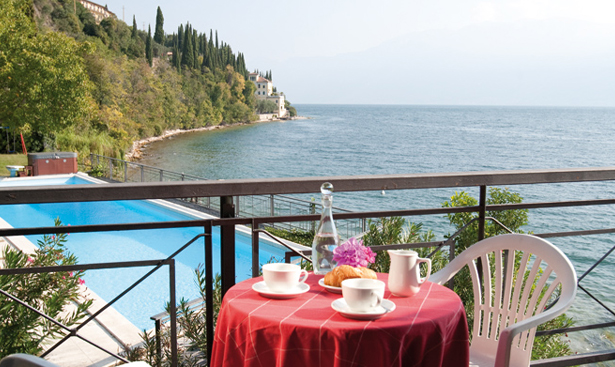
[0, 175, 289, 330]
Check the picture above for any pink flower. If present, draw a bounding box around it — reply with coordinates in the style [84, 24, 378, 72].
[332, 237, 376, 268]
[27, 257, 34, 263]
[62, 276, 65, 280]
[78, 278, 85, 285]
[69, 272, 73, 277]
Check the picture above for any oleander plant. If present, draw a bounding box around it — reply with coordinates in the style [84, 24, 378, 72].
[0, 218, 92, 357]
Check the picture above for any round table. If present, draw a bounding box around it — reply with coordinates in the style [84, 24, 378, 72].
[211, 272, 469, 367]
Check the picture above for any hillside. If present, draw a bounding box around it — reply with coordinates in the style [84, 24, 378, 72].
[0, 0, 290, 158]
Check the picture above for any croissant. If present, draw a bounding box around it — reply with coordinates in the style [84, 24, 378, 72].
[324, 265, 377, 287]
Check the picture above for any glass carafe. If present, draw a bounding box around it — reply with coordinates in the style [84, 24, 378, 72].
[311, 182, 341, 274]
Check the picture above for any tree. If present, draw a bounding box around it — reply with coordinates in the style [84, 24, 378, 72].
[146, 25, 153, 66]
[285, 100, 297, 117]
[177, 24, 183, 51]
[153, 6, 164, 44]
[0, 0, 94, 147]
[180, 23, 194, 68]
[256, 100, 277, 114]
[131, 15, 137, 39]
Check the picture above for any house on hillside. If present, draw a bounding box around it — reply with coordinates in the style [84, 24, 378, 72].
[79, 0, 115, 23]
[248, 72, 287, 118]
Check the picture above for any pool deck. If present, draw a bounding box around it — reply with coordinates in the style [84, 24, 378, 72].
[0, 225, 143, 367]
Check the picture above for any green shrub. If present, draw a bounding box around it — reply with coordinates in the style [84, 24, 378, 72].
[122, 267, 222, 366]
[443, 187, 574, 359]
[362, 218, 445, 274]
[0, 218, 91, 357]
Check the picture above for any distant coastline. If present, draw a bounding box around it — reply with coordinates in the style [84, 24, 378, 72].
[126, 115, 309, 160]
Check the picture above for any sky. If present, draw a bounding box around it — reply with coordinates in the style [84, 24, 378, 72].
[99, 0, 615, 106]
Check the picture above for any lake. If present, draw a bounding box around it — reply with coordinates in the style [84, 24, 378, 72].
[138, 104, 615, 356]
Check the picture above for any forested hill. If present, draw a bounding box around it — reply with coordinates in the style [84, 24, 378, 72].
[0, 0, 287, 158]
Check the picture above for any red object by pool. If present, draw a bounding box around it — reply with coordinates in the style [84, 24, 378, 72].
[28, 152, 78, 176]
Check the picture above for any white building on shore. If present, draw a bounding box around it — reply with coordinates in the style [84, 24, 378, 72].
[78, 0, 115, 23]
[248, 72, 287, 118]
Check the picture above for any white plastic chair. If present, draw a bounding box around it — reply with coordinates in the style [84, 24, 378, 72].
[430, 234, 577, 367]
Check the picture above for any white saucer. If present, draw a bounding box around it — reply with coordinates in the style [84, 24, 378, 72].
[318, 278, 342, 294]
[331, 298, 396, 320]
[252, 281, 310, 299]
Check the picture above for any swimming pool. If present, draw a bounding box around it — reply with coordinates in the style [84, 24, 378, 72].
[0, 174, 293, 330]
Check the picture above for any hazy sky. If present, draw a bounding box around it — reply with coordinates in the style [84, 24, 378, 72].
[100, 0, 615, 106]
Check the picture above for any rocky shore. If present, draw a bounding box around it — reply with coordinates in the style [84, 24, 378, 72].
[125, 116, 308, 160]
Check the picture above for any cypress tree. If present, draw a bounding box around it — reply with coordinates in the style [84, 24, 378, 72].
[215, 30, 219, 49]
[201, 34, 209, 70]
[192, 29, 199, 68]
[181, 24, 194, 68]
[146, 25, 153, 66]
[171, 40, 178, 68]
[178, 24, 184, 52]
[154, 6, 164, 44]
[207, 36, 215, 71]
[132, 15, 138, 39]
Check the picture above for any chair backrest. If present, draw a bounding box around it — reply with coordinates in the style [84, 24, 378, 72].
[430, 234, 577, 367]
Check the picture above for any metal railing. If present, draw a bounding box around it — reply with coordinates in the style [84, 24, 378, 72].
[3, 167, 615, 366]
[84, 154, 366, 238]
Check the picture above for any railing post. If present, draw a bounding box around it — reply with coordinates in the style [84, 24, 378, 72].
[141, 165, 144, 182]
[235, 196, 240, 217]
[154, 319, 162, 367]
[204, 222, 214, 366]
[159, 170, 163, 182]
[478, 185, 487, 242]
[270, 194, 275, 217]
[124, 161, 128, 182]
[252, 219, 260, 278]
[109, 159, 113, 180]
[310, 198, 317, 233]
[169, 259, 178, 367]
[220, 196, 236, 296]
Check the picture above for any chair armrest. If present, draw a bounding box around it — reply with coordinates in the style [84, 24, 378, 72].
[493, 306, 570, 367]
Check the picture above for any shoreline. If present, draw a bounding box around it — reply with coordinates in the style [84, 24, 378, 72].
[126, 116, 309, 160]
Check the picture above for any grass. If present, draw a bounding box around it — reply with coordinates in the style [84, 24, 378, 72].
[0, 154, 28, 176]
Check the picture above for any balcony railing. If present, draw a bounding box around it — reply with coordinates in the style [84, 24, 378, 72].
[2, 167, 615, 366]
[86, 153, 366, 238]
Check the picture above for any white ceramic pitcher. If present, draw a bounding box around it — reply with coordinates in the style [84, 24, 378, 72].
[387, 250, 432, 297]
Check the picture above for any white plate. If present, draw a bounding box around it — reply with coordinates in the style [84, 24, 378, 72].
[318, 278, 342, 294]
[252, 281, 310, 299]
[331, 298, 396, 320]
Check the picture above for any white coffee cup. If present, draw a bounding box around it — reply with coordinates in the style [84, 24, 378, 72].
[341, 278, 385, 312]
[262, 263, 309, 292]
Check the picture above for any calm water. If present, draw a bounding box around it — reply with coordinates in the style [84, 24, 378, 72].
[140, 104, 615, 356]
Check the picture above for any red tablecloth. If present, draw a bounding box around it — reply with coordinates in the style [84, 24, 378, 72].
[211, 273, 469, 367]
